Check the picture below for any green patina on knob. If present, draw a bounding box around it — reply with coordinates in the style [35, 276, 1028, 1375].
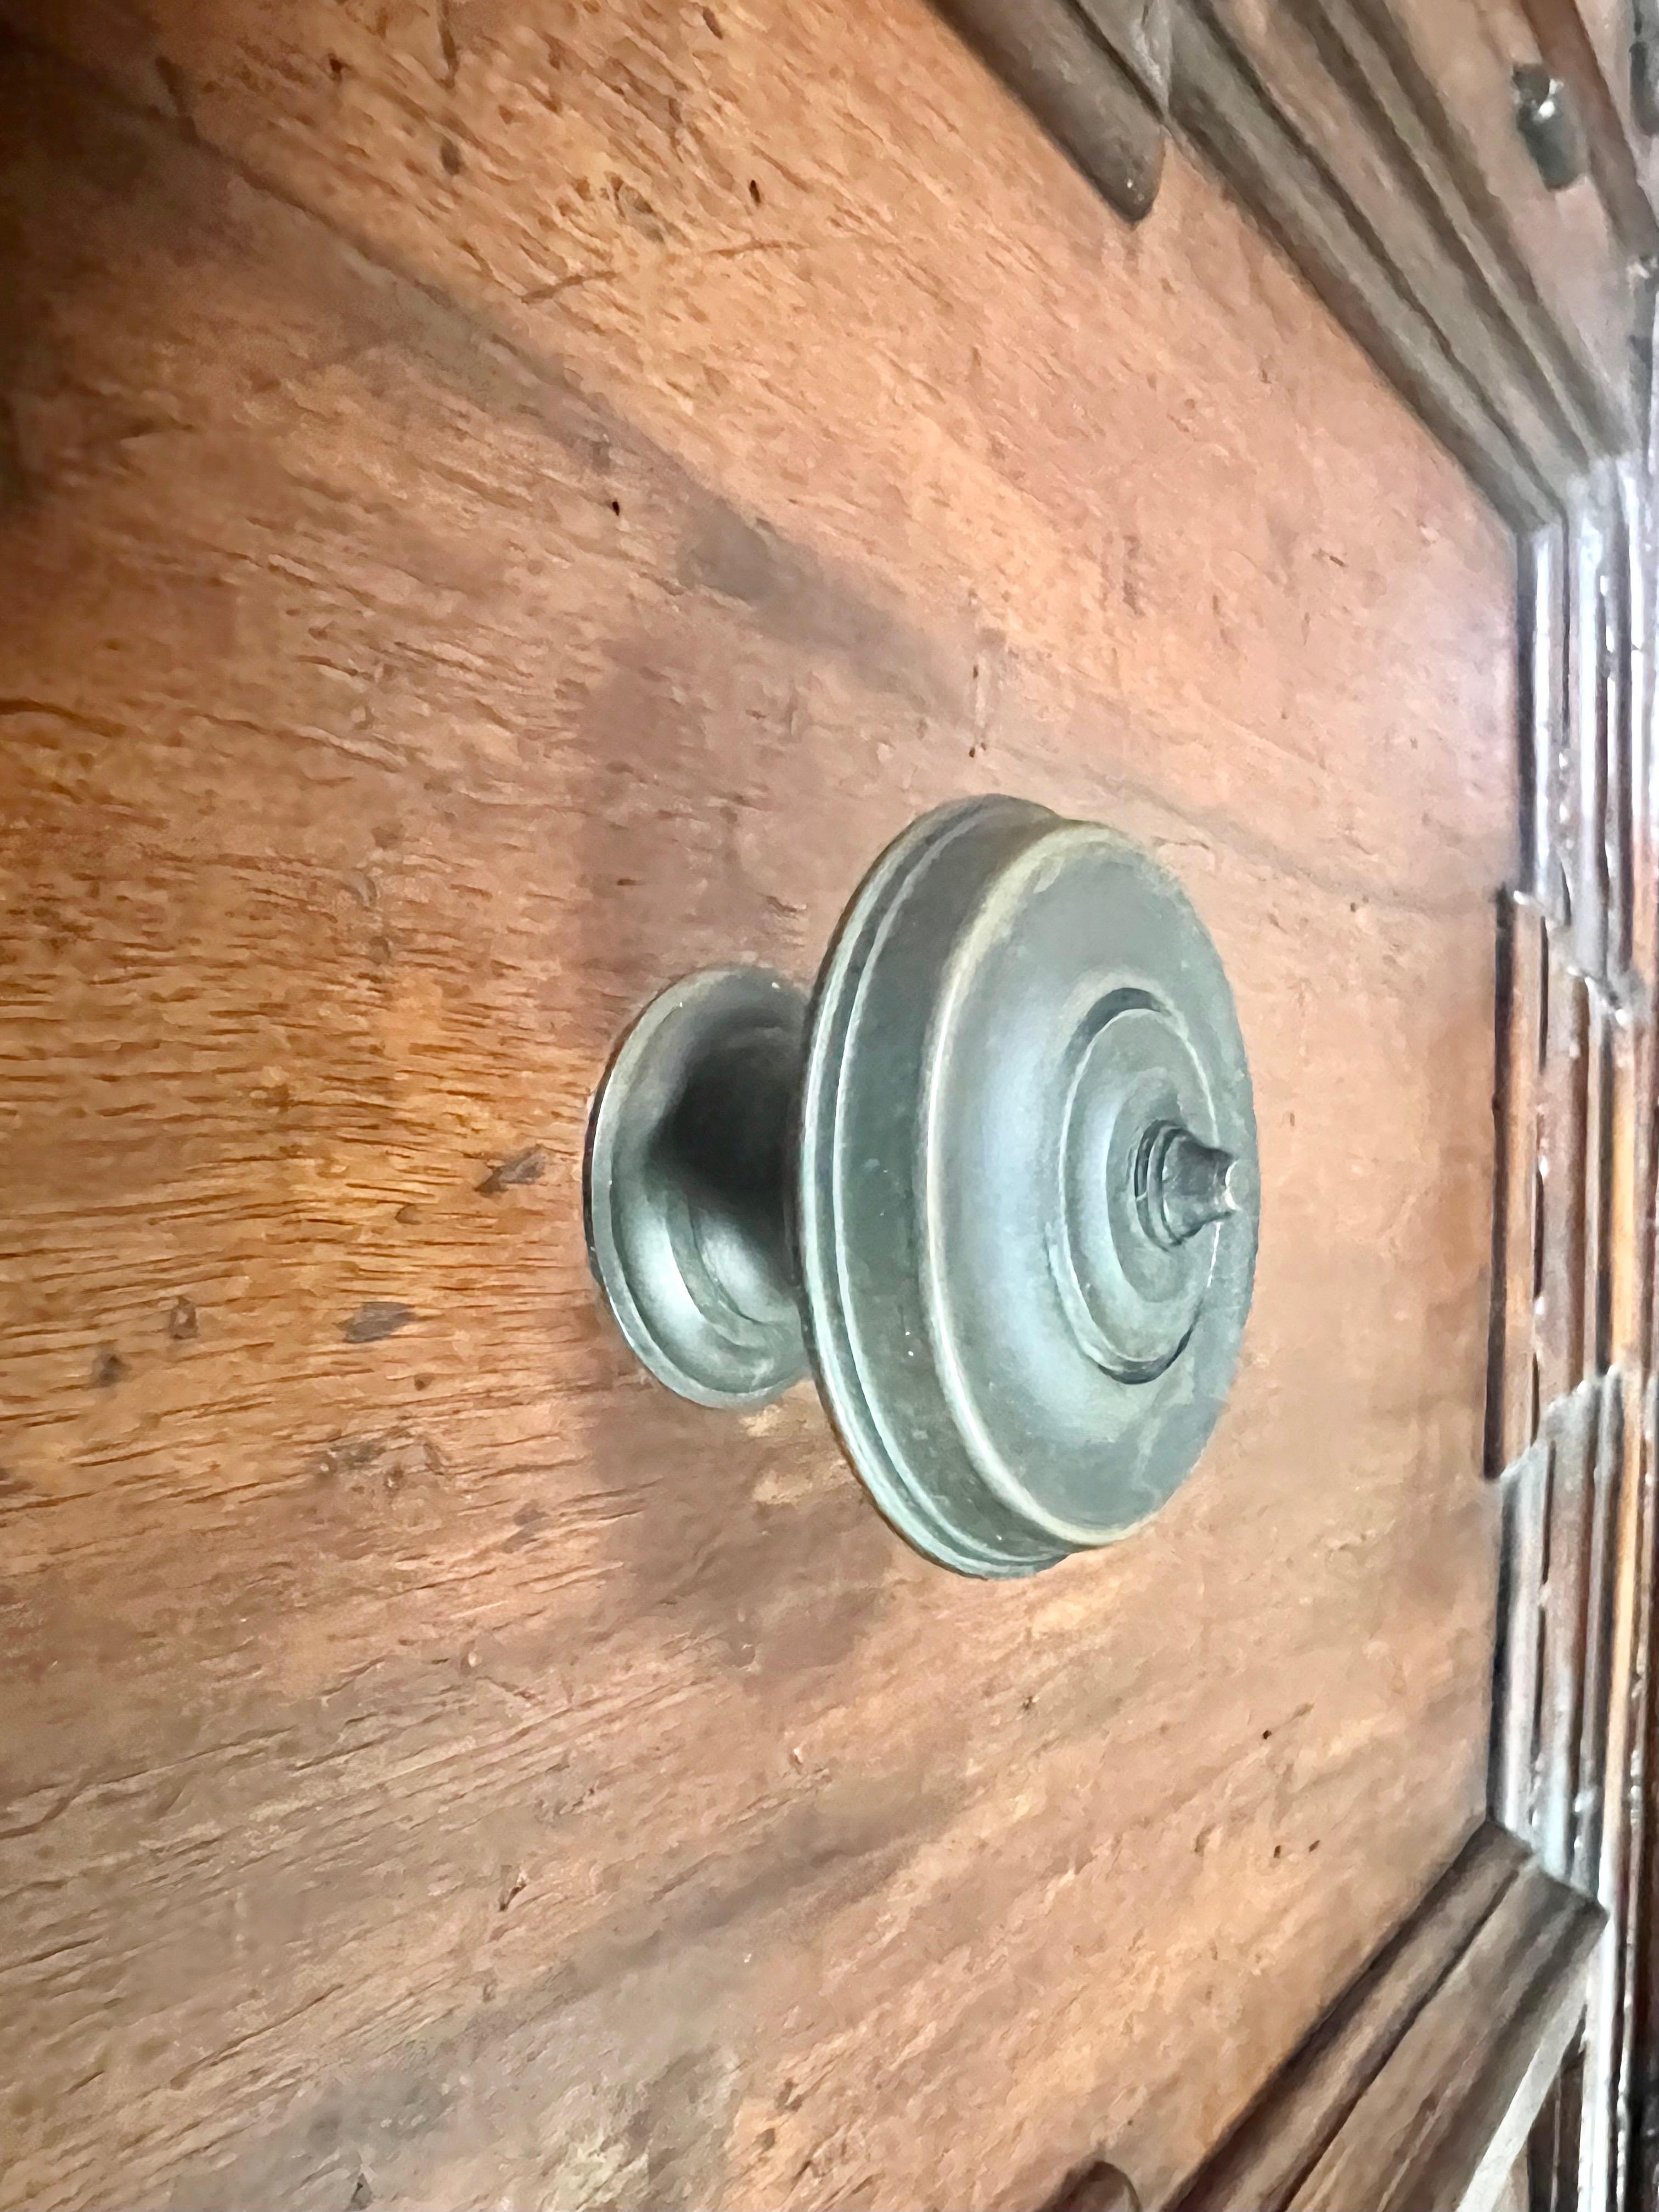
[585, 796, 1259, 1578]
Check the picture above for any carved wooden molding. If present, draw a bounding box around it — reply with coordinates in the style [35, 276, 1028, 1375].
[938, 0, 1642, 524]
[930, 0, 1167, 220]
[1169, 1824, 1602, 2212]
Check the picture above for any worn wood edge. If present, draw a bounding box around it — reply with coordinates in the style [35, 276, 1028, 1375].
[1073, 0, 1172, 114]
[1585, 992, 1614, 1378]
[1537, 1379, 1600, 1878]
[1523, 523, 1569, 916]
[1578, 1363, 1641, 2211]
[1536, 953, 1592, 1406]
[1491, 369, 1659, 2212]
[928, 0, 1166, 220]
[1290, 1858, 1603, 2212]
[1168, 1824, 1529, 2212]
[1039, 2158, 1143, 2212]
[1571, 1373, 1623, 1898]
[1570, 480, 1616, 981]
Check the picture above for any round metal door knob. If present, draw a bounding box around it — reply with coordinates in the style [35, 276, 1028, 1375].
[584, 796, 1259, 1578]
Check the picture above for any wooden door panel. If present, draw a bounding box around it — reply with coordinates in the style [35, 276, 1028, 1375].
[0, 5, 1519, 2208]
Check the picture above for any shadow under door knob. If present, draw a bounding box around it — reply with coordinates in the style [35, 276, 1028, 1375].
[584, 796, 1259, 1578]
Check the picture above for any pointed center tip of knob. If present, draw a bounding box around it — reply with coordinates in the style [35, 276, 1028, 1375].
[1144, 1124, 1238, 1246]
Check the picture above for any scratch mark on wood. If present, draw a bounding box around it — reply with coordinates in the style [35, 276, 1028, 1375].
[153, 55, 197, 140]
[342, 1301, 417, 1343]
[477, 1146, 546, 1195]
[166, 1297, 198, 1342]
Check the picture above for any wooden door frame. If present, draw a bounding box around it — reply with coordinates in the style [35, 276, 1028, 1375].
[933, 4, 1659, 2207]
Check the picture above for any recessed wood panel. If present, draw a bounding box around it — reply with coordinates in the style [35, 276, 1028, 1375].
[0, 7, 1515, 2208]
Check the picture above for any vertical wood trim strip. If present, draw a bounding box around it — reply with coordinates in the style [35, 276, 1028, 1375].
[1581, 1369, 1639, 2211]
[1537, 1380, 1599, 1880]
[1584, 989, 1612, 1381]
[1494, 1438, 1553, 1837]
[1538, 953, 1591, 1406]
[1527, 525, 1570, 915]
[1491, 894, 1548, 1474]
[1572, 1375, 1624, 1898]
[1571, 484, 1612, 986]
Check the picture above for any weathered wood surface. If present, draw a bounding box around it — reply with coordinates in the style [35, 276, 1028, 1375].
[0, 5, 1516, 2208]
[1478, 447, 1658, 2212]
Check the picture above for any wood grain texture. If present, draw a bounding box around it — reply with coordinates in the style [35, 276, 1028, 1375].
[1172, 2, 1558, 531]
[0, 6, 1517, 2209]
